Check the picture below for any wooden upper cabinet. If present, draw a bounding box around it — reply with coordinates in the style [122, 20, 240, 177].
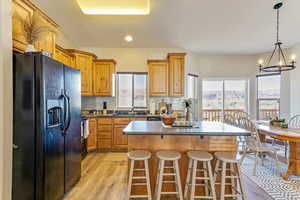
[93, 59, 116, 96]
[54, 45, 75, 68]
[67, 49, 97, 96]
[148, 60, 169, 97]
[168, 53, 186, 97]
[12, 0, 58, 54]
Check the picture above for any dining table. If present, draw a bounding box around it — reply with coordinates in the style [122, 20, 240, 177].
[257, 123, 300, 180]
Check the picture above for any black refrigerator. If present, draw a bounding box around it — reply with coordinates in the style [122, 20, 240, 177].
[12, 52, 82, 200]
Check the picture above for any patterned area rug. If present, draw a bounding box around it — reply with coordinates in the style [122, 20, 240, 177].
[241, 156, 300, 200]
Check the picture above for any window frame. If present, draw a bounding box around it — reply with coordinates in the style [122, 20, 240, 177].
[116, 72, 148, 109]
[256, 73, 281, 120]
[202, 77, 250, 119]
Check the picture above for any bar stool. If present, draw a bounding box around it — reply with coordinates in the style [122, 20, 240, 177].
[184, 151, 216, 200]
[127, 150, 152, 200]
[155, 150, 183, 200]
[214, 152, 246, 200]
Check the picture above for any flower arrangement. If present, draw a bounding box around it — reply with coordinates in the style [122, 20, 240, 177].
[13, 11, 56, 52]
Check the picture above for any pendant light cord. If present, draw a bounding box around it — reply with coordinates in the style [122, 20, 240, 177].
[276, 8, 279, 43]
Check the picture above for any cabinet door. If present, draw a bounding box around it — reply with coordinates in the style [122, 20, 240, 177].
[93, 61, 115, 96]
[75, 54, 93, 96]
[169, 54, 185, 97]
[87, 119, 97, 151]
[12, 0, 34, 52]
[55, 48, 72, 67]
[148, 60, 169, 96]
[113, 125, 128, 150]
[35, 32, 56, 56]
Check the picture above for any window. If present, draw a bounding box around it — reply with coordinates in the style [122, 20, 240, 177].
[257, 74, 280, 120]
[202, 79, 248, 121]
[116, 73, 147, 108]
[187, 74, 198, 99]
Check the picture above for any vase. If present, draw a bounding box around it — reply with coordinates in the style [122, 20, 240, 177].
[25, 44, 36, 53]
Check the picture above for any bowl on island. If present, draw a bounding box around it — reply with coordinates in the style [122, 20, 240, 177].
[162, 115, 176, 126]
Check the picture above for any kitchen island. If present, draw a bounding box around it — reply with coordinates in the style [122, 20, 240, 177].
[123, 121, 251, 195]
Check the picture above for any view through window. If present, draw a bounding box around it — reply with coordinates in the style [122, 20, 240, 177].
[117, 73, 147, 108]
[257, 74, 280, 120]
[202, 79, 248, 121]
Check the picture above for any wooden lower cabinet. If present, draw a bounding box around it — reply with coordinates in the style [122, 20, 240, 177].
[97, 118, 113, 151]
[112, 125, 128, 151]
[88, 117, 146, 152]
[87, 118, 97, 152]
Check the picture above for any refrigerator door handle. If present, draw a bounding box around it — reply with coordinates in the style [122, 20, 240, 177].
[65, 92, 71, 132]
[61, 89, 68, 132]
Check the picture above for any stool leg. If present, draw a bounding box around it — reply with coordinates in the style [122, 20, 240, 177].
[207, 161, 216, 200]
[230, 163, 236, 197]
[220, 161, 226, 200]
[154, 160, 161, 199]
[144, 159, 152, 200]
[128, 160, 135, 200]
[213, 160, 220, 183]
[172, 161, 179, 198]
[203, 161, 209, 196]
[236, 163, 247, 200]
[184, 158, 193, 199]
[190, 160, 197, 200]
[156, 160, 165, 200]
[174, 160, 183, 200]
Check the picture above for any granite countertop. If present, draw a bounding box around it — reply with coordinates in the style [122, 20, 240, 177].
[81, 114, 161, 118]
[123, 121, 251, 136]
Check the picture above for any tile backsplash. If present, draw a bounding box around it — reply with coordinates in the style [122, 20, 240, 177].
[81, 96, 187, 111]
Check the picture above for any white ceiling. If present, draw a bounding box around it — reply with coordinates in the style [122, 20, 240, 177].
[32, 0, 300, 54]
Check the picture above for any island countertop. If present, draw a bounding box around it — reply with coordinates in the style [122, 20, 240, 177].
[123, 121, 251, 136]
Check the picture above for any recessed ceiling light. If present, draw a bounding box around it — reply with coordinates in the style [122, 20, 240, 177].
[125, 35, 133, 42]
[76, 0, 150, 15]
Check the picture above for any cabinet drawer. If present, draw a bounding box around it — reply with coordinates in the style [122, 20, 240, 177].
[98, 131, 112, 139]
[98, 124, 112, 132]
[97, 138, 112, 149]
[114, 118, 130, 125]
[98, 118, 113, 125]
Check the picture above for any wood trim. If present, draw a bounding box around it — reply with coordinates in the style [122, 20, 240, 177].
[56, 44, 75, 57]
[167, 52, 187, 58]
[147, 59, 168, 64]
[66, 49, 97, 58]
[94, 59, 117, 65]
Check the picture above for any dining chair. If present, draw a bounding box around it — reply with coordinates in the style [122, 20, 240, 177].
[239, 117, 281, 176]
[271, 115, 300, 159]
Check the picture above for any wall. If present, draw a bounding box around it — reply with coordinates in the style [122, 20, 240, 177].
[287, 43, 300, 116]
[56, 29, 79, 49]
[194, 54, 258, 118]
[0, 0, 13, 199]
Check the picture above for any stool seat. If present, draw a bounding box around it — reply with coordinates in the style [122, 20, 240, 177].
[128, 150, 151, 160]
[214, 152, 238, 163]
[187, 151, 213, 161]
[156, 150, 181, 160]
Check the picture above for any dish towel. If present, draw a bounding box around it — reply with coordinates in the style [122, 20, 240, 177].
[81, 119, 90, 139]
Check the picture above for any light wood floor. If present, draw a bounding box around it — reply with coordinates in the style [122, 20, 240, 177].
[63, 153, 273, 200]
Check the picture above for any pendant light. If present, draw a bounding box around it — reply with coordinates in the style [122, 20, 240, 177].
[258, 2, 296, 73]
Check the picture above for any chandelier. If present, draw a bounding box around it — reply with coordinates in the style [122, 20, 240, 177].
[258, 2, 296, 73]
